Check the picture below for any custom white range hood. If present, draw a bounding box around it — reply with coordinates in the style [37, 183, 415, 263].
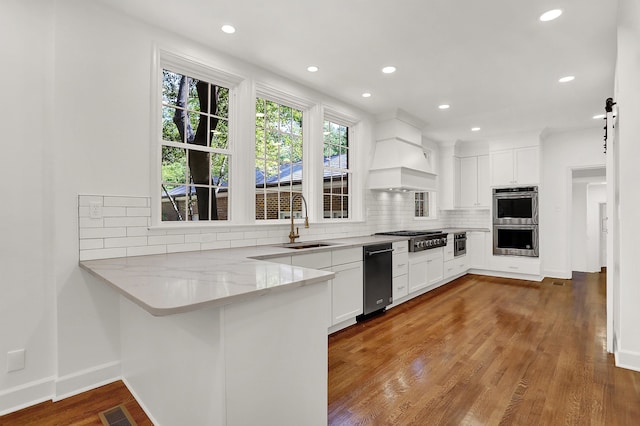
[368, 110, 437, 192]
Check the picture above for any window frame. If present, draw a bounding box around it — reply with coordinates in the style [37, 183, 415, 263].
[253, 83, 314, 225]
[321, 114, 354, 221]
[414, 191, 437, 220]
[151, 48, 243, 227]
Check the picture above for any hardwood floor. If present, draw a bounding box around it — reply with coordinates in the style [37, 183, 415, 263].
[0, 381, 152, 425]
[328, 272, 640, 425]
[3, 272, 639, 425]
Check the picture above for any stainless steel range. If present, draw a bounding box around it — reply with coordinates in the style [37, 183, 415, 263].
[375, 230, 448, 252]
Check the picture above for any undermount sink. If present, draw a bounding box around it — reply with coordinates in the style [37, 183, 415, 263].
[280, 242, 333, 250]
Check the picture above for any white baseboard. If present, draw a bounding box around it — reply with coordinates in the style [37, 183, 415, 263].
[542, 269, 572, 279]
[468, 269, 543, 282]
[0, 376, 55, 416]
[615, 349, 640, 372]
[54, 360, 121, 401]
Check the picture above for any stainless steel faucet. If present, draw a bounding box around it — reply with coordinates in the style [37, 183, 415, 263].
[288, 193, 309, 243]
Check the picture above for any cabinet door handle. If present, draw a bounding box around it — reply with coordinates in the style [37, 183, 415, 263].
[397, 263, 406, 267]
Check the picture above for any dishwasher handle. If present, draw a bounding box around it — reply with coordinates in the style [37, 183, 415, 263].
[366, 248, 394, 256]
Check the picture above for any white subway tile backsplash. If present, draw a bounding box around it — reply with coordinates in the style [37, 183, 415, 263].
[104, 216, 148, 228]
[148, 235, 185, 246]
[102, 207, 127, 217]
[126, 207, 151, 217]
[201, 240, 231, 250]
[217, 232, 244, 241]
[80, 227, 127, 239]
[231, 239, 256, 248]
[104, 236, 148, 249]
[79, 217, 104, 228]
[79, 239, 104, 250]
[80, 247, 126, 261]
[79, 191, 471, 261]
[104, 196, 148, 207]
[78, 195, 104, 207]
[167, 243, 202, 253]
[127, 245, 167, 257]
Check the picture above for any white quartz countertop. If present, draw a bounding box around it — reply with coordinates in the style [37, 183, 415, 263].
[79, 234, 408, 316]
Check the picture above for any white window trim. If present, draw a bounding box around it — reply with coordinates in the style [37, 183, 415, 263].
[150, 46, 243, 227]
[254, 83, 316, 225]
[320, 106, 362, 222]
[414, 191, 438, 220]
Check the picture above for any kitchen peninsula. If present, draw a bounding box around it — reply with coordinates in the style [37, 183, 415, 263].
[80, 248, 335, 426]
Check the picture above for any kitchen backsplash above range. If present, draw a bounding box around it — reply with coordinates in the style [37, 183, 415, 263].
[439, 209, 491, 229]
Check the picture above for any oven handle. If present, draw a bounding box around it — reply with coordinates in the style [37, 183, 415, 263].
[366, 248, 394, 256]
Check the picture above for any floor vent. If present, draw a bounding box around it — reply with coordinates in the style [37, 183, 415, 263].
[99, 405, 137, 426]
[552, 281, 565, 286]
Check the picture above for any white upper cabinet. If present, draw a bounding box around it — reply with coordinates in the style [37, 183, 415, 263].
[458, 155, 490, 208]
[490, 146, 539, 186]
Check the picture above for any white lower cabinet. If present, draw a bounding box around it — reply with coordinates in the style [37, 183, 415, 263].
[426, 248, 444, 286]
[392, 241, 409, 301]
[444, 255, 468, 279]
[466, 231, 487, 269]
[408, 247, 444, 293]
[330, 261, 363, 325]
[408, 251, 428, 293]
[393, 274, 408, 300]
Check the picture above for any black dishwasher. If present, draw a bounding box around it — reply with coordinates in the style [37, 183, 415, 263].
[360, 243, 393, 318]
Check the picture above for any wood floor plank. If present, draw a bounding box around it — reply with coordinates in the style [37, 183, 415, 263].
[328, 272, 640, 425]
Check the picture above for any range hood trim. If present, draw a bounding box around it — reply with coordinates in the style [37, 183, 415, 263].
[368, 166, 438, 192]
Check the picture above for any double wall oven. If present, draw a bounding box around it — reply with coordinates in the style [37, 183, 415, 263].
[493, 186, 539, 257]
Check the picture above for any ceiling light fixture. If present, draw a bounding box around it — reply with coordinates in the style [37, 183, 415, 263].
[382, 66, 396, 74]
[438, 104, 450, 110]
[307, 66, 319, 72]
[539, 9, 562, 22]
[362, 92, 372, 98]
[221, 24, 236, 34]
[471, 127, 481, 132]
[558, 75, 575, 83]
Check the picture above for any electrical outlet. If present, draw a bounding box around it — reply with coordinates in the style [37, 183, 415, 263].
[89, 201, 103, 219]
[7, 349, 25, 372]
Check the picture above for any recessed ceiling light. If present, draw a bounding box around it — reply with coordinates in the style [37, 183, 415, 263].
[540, 9, 562, 22]
[558, 75, 575, 83]
[438, 104, 450, 110]
[221, 24, 236, 34]
[307, 66, 319, 72]
[593, 114, 606, 119]
[362, 92, 372, 98]
[471, 127, 481, 132]
[382, 66, 396, 74]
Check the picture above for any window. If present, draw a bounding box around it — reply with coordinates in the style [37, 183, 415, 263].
[160, 68, 231, 222]
[323, 120, 351, 219]
[415, 192, 432, 218]
[255, 98, 303, 220]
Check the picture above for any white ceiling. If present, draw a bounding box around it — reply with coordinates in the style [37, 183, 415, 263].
[98, 0, 617, 143]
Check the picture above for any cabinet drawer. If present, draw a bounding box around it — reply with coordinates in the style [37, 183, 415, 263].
[331, 247, 362, 266]
[393, 274, 408, 300]
[393, 252, 408, 277]
[291, 251, 332, 269]
[392, 240, 408, 254]
[490, 256, 540, 275]
[444, 256, 468, 279]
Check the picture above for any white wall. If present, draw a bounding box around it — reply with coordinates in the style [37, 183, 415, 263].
[586, 184, 606, 272]
[571, 182, 589, 272]
[0, 0, 57, 413]
[571, 181, 606, 273]
[540, 127, 605, 278]
[2, 0, 418, 413]
[614, 0, 640, 370]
